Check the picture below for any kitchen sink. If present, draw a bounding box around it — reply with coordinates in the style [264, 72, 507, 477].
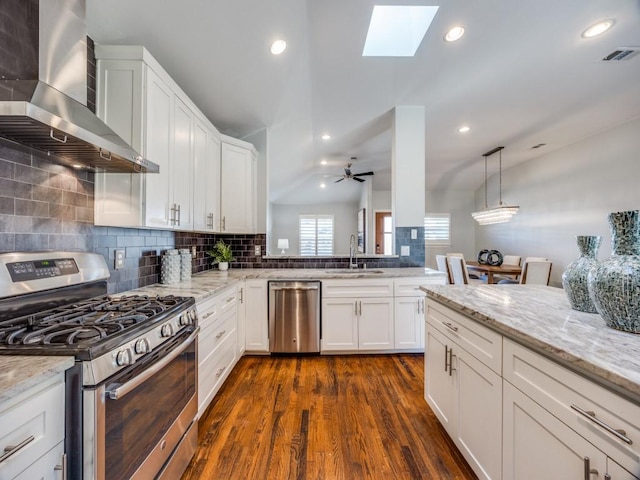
[324, 269, 384, 274]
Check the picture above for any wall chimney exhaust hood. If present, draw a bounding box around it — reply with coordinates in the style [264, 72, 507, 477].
[0, 0, 159, 173]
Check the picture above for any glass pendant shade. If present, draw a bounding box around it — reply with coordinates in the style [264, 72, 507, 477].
[472, 147, 519, 225]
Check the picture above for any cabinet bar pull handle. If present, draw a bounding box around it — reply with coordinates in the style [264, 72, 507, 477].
[54, 453, 67, 480]
[444, 345, 450, 372]
[421, 299, 425, 314]
[202, 311, 215, 320]
[222, 216, 226, 231]
[443, 322, 458, 332]
[49, 129, 68, 143]
[571, 404, 633, 445]
[449, 348, 455, 376]
[216, 330, 226, 339]
[216, 365, 227, 378]
[583, 456, 598, 480]
[177, 204, 181, 226]
[0, 435, 35, 463]
[239, 288, 243, 303]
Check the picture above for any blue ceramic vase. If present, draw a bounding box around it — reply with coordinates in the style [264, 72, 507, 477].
[562, 236, 601, 313]
[588, 210, 640, 333]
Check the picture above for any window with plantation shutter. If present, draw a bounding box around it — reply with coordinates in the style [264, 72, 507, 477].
[424, 213, 451, 246]
[299, 215, 334, 256]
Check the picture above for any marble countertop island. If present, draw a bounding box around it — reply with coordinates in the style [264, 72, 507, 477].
[125, 267, 445, 302]
[421, 284, 640, 403]
[0, 356, 74, 405]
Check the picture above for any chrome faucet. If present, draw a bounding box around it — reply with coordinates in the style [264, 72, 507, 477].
[349, 234, 358, 269]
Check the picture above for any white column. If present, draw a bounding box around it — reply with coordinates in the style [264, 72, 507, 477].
[391, 106, 425, 264]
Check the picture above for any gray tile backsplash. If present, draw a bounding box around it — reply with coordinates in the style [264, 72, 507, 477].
[0, 138, 175, 294]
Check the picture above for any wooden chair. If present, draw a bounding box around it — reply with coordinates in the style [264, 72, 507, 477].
[435, 255, 452, 284]
[446, 253, 480, 279]
[448, 256, 484, 285]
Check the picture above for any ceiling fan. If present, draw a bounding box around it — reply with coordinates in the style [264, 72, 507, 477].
[334, 162, 375, 183]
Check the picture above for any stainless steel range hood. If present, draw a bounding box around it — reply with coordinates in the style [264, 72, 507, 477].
[0, 0, 159, 173]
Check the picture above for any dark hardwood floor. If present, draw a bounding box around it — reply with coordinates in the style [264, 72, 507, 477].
[181, 354, 477, 480]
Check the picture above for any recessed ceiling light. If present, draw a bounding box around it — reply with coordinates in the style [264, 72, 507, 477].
[444, 26, 465, 42]
[320, 183, 326, 189]
[582, 20, 614, 38]
[270, 39, 287, 55]
[320, 160, 327, 165]
[363, 5, 440, 57]
[458, 126, 470, 133]
[321, 134, 331, 140]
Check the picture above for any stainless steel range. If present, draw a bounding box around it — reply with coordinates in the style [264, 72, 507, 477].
[0, 252, 199, 480]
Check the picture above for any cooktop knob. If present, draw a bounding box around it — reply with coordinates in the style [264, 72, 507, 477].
[179, 312, 192, 326]
[115, 349, 132, 366]
[161, 323, 174, 338]
[134, 338, 150, 354]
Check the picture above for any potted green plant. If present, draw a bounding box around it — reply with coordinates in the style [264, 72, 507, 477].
[206, 240, 235, 271]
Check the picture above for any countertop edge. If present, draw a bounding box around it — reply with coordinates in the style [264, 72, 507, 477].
[422, 287, 640, 405]
[0, 356, 74, 406]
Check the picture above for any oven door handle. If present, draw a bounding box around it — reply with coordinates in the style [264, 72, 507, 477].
[106, 328, 199, 400]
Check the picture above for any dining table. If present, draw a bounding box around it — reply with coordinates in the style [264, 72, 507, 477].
[466, 261, 522, 284]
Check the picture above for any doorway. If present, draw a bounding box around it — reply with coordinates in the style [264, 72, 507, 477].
[375, 211, 392, 255]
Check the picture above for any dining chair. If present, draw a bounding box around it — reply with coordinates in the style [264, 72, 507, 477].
[435, 255, 452, 284]
[498, 259, 552, 285]
[446, 253, 480, 279]
[491, 255, 522, 283]
[448, 256, 484, 285]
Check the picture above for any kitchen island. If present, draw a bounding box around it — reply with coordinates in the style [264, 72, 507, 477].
[421, 284, 640, 480]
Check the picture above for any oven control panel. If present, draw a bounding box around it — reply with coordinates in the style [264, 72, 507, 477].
[7, 258, 79, 282]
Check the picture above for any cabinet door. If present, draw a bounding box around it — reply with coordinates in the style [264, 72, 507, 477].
[424, 324, 456, 434]
[94, 59, 144, 227]
[237, 283, 246, 356]
[394, 296, 424, 350]
[358, 297, 394, 350]
[321, 298, 358, 351]
[608, 458, 640, 480]
[143, 67, 173, 228]
[503, 381, 606, 480]
[220, 142, 254, 233]
[206, 132, 221, 231]
[171, 96, 194, 230]
[12, 441, 64, 480]
[192, 120, 209, 231]
[244, 280, 268, 352]
[456, 350, 502, 480]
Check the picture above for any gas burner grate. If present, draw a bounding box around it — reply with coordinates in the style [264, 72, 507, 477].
[0, 294, 189, 346]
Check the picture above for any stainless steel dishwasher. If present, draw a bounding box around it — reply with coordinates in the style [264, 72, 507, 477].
[268, 280, 321, 353]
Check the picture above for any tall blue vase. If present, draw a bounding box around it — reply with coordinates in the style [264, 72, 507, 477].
[562, 236, 601, 313]
[588, 210, 640, 333]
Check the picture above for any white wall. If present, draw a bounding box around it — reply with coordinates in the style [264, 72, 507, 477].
[270, 203, 358, 255]
[475, 117, 640, 287]
[425, 189, 477, 269]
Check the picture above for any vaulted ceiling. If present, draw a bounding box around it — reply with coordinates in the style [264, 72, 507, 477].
[87, 0, 640, 205]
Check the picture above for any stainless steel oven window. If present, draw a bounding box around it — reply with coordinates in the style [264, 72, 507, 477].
[84, 330, 197, 480]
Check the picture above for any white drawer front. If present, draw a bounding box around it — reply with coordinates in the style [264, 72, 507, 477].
[394, 277, 445, 296]
[426, 300, 502, 374]
[322, 279, 393, 298]
[196, 295, 219, 325]
[0, 380, 64, 480]
[198, 332, 237, 417]
[504, 338, 640, 475]
[198, 306, 237, 364]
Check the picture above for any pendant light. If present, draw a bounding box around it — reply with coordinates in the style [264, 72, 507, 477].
[471, 146, 519, 225]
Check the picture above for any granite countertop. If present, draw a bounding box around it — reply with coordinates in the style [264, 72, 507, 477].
[421, 284, 640, 403]
[0, 356, 75, 405]
[124, 267, 445, 302]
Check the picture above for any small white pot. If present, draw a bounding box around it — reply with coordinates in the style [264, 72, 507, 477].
[218, 262, 229, 271]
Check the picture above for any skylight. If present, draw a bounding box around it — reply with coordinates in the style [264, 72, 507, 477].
[363, 5, 440, 57]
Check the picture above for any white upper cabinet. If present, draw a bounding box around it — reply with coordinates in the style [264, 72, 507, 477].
[220, 138, 256, 234]
[193, 121, 221, 232]
[94, 46, 255, 232]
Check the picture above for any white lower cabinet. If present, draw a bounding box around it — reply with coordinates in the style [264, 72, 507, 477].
[425, 299, 640, 480]
[237, 282, 246, 356]
[394, 296, 424, 350]
[196, 286, 239, 418]
[244, 279, 269, 353]
[503, 381, 606, 480]
[425, 310, 502, 480]
[0, 378, 66, 480]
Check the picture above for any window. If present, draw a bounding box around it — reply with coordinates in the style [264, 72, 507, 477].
[424, 213, 451, 246]
[299, 215, 334, 256]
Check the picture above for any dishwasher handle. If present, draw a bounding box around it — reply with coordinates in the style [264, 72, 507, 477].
[270, 285, 319, 291]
